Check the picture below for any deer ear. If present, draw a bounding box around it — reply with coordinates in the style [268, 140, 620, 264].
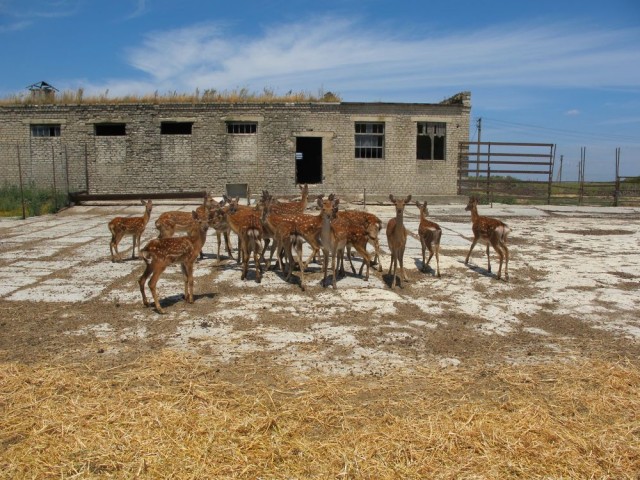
[316, 197, 323, 208]
[405, 195, 412, 203]
[389, 194, 395, 202]
[415, 201, 420, 208]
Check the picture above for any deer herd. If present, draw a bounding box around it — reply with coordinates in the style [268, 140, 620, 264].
[108, 188, 510, 314]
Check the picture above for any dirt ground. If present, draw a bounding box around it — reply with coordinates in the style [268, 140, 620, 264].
[1, 200, 639, 379]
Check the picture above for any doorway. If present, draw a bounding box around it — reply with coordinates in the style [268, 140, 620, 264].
[295, 137, 323, 184]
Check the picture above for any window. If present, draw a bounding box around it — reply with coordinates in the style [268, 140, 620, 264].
[227, 122, 257, 134]
[417, 122, 446, 160]
[355, 122, 384, 159]
[31, 124, 60, 137]
[95, 123, 126, 136]
[161, 122, 193, 135]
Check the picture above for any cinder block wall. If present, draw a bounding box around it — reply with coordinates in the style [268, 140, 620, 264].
[0, 93, 470, 199]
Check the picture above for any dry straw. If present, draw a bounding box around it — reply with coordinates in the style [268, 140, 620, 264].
[1, 352, 639, 478]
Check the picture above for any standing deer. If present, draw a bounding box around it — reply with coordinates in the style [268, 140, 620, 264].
[108, 199, 153, 262]
[416, 201, 442, 277]
[386, 194, 411, 288]
[155, 199, 211, 259]
[464, 196, 510, 280]
[318, 196, 348, 289]
[138, 211, 209, 314]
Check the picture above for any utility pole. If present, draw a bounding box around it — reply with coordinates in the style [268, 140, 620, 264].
[475, 117, 482, 184]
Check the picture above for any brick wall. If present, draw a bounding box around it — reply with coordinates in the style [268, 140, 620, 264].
[0, 93, 470, 199]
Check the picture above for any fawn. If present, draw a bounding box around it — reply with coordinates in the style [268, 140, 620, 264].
[464, 196, 511, 280]
[416, 201, 442, 277]
[108, 199, 153, 262]
[138, 211, 209, 314]
[386, 194, 411, 288]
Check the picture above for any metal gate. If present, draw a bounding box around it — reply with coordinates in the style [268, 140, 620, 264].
[458, 142, 556, 203]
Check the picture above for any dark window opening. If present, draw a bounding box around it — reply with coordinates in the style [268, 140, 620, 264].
[417, 122, 446, 160]
[227, 122, 257, 134]
[31, 124, 60, 137]
[95, 123, 126, 136]
[355, 122, 384, 159]
[161, 122, 193, 135]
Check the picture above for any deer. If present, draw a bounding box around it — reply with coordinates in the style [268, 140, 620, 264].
[207, 202, 235, 264]
[238, 207, 265, 283]
[155, 197, 211, 259]
[464, 196, 510, 281]
[416, 201, 442, 277]
[262, 184, 309, 215]
[259, 196, 308, 289]
[138, 211, 209, 314]
[108, 199, 153, 262]
[317, 197, 371, 289]
[386, 194, 412, 288]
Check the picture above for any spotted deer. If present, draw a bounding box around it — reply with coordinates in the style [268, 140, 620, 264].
[386, 194, 411, 288]
[262, 184, 309, 215]
[464, 196, 510, 280]
[416, 201, 442, 277]
[238, 207, 265, 283]
[108, 199, 153, 262]
[207, 202, 235, 264]
[138, 211, 209, 314]
[155, 197, 211, 259]
[259, 196, 308, 289]
[318, 197, 349, 289]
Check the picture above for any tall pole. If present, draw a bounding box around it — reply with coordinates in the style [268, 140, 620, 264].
[475, 117, 482, 184]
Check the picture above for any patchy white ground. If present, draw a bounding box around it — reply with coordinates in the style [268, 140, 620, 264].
[1, 200, 639, 376]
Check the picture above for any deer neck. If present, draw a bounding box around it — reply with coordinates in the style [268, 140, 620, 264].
[142, 207, 151, 226]
[320, 212, 334, 246]
[469, 205, 480, 224]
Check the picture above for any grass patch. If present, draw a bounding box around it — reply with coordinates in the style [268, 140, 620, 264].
[0, 183, 68, 217]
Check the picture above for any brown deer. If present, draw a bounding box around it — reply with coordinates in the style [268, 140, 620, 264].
[238, 207, 264, 283]
[263, 184, 309, 215]
[259, 196, 308, 289]
[464, 196, 511, 280]
[416, 201, 442, 277]
[318, 196, 349, 289]
[155, 198, 211, 259]
[138, 211, 209, 314]
[339, 209, 382, 274]
[108, 199, 153, 262]
[207, 203, 235, 264]
[386, 194, 412, 288]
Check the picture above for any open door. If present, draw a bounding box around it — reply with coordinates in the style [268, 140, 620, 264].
[295, 137, 322, 184]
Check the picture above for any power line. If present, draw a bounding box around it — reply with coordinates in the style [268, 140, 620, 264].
[478, 116, 640, 144]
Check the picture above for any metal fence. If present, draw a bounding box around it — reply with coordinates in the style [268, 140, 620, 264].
[458, 141, 556, 203]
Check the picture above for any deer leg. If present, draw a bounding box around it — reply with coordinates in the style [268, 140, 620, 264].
[255, 239, 263, 283]
[420, 238, 427, 272]
[138, 262, 154, 307]
[390, 254, 397, 289]
[465, 238, 479, 265]
[181, 262, 194, 303]
[109, 234, 118, 262]
[434, 244, 441, 278]
[293, 237, 305, 290]
[485, 243, 492, 273]
[503, 242, 509, 281]
[148, 264, 169, 314]
[331, 248, 339, 289]
[322, 248, 330, 288]
[346, 246, 357, 274]
[400, 245, 408, 283]
[354, 243, 370, 281]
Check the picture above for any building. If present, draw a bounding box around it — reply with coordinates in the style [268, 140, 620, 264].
[0, 91, 471, 200]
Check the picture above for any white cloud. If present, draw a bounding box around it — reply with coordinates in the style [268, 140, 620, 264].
[80, 17, 640, 98]
[565, 109, 580, 116]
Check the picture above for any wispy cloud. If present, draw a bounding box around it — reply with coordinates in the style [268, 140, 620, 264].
[124, 0, 147, 20]
[81, 17, 640, 98]
[0, 0, 80, 32]
[565, 109, 580, 116]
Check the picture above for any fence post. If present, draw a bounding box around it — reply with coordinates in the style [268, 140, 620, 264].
[17, 144, 26, 220]
[84, 142, 89, 193]
[52, 144, 58, 211]
[486, 142, 492, 207]
[64, 144, 70, 199]
[614, 147, 621, 207]
[547, 144, 555, 205]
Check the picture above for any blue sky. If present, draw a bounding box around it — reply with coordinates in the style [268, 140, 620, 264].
[1, 0, 639, 180]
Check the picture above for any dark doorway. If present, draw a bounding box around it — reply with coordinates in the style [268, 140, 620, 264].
[295, 137, 323, 184]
